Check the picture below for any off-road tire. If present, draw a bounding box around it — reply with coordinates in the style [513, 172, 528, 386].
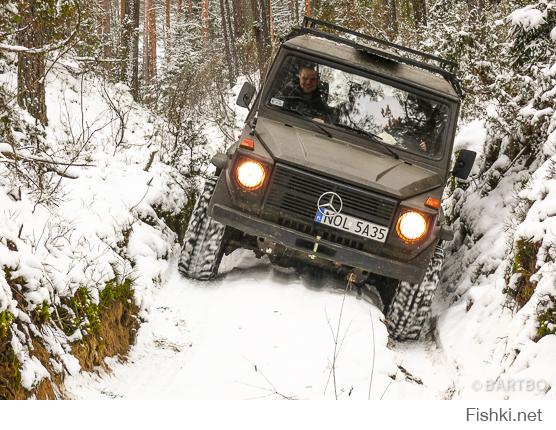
[178, 177, 227, 280]
[384, 245, 445, 341]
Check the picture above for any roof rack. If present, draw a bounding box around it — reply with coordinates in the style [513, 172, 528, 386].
[285, 17, 463, 98]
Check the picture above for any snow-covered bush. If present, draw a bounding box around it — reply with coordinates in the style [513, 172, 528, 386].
[438, 1, 556, 399]
[0, 55, 193, 398]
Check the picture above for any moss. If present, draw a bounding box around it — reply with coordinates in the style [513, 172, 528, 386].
[55, 287, 101, 336]
[0, 311, 13, 341]
[70, 278, 139, 371]
[32, 301, 51, 326]
[3, 267, 26, 289]
[54, 278, 135, 337]
[99, 278, 134, 309]
[536, 305, 556, 340]
[507, 239, 541, 308]
[1, 274, 138, 398]
[0, 339, 22, 400]
[152, 191, 197, 245]
[3, 267, 27, 310]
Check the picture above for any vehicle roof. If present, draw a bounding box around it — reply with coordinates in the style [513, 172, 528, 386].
[283, 35, 459, 100]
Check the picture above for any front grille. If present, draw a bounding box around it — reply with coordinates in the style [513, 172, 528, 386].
[262, 163, 398, 229]
[278, 216, 365, 251]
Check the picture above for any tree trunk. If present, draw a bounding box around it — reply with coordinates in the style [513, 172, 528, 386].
[249, 0, 267, 78]
[259, 0, 270, 49]
[166, 0, 171, 31]
[219, 0, 234, 85]
[143, 0, 150, 81]
[202, 0, 209, 38]
[16, 0, 47, 125]
[147, 0, 157, 82]
[165, 0, 171, 62]
[412, 0, 427, 27]
[120, 0, 125, 23]
[225, 0, 238, 78]
[188, 0, 193, 19]
[100, 0, 112, 58]
[268, 0, 273, 39]
[385, 0, 398, 40]
[305, 0, 310, 17]
[121, 0, 140, 99]
[231, 0, 246, 38]
[255, 0, 271, 72]
[100, 0, 112, 40]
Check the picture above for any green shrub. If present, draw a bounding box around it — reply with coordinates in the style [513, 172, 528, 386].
[55, 278, 134, 336]
[506, 239, 541, 308]
[536, 296, 556, 341]
[32, 301, 51, 326]
[0, 311, 13, 340]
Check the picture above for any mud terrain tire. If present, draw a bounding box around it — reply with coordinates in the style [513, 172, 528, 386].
[384, 245, 444, 341]
[178, 177, 227, 280]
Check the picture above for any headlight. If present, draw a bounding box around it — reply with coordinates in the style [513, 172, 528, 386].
[396, 210, 428, 241]
[235, 159, 266, 190]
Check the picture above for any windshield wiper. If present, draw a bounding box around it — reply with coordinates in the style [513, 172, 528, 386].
[283, 108, 333, 138]
[332, 122, 399, 159]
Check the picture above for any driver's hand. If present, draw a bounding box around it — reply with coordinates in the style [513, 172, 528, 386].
[312, 118, 325, 124]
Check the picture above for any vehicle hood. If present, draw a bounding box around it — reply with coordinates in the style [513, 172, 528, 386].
[256, 117, 443, 199]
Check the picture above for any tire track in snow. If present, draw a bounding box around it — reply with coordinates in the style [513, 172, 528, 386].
[65, 250, 454, 399]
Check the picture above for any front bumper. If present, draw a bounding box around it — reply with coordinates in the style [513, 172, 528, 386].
[210, 202, 435, 284]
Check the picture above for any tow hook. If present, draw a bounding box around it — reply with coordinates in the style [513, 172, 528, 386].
[308, 235, 322, 260]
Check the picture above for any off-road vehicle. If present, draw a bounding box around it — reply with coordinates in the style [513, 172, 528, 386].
[179, 18, 476, 340]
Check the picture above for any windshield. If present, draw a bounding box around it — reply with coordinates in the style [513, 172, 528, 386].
[266, 55, 450, 158]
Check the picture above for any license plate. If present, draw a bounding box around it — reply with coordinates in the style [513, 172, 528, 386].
[314, 209, 388, 243]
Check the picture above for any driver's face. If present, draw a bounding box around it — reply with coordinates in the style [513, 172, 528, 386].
[299, 68, 318, 94]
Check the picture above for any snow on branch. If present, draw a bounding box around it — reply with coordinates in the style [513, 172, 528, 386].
[0, 143, 94, 179]
[0, 2, 82, 55]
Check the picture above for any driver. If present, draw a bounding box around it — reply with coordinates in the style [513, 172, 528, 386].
[278, 65, 331, 121]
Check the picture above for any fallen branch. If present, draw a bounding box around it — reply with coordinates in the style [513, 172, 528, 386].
[1, 147, 95, 179]
[144, 151, 158, 172]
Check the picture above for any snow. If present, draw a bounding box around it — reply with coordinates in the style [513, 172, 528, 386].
[452, 119, 486, 155]
[65, 253, 453, 400]
[509, 6, 546, 30]
[60, 68, 556, 401]
[0, 56, 188, 390]
[2, 5, 556, 401]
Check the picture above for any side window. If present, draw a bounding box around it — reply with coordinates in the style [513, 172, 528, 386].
[268, 57, 297, 107]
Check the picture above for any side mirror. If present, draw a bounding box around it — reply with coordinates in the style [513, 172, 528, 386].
[236, 82, 256, 108]
[452, 149, 477, 180]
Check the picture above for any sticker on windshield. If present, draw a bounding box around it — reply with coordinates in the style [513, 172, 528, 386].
[270, 97, 284, 107]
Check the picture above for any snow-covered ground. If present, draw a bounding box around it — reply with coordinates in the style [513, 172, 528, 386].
[61, 89, 556, 402]
[65, 251, 454, 400]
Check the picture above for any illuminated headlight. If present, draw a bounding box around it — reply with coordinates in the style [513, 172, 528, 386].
[396, 211, 428, 241]
[235, 159, 266, 190]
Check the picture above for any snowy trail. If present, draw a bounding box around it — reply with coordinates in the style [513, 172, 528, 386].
[65, 251, 454, 400]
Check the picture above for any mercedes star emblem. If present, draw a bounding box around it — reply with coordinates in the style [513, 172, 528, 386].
[317, 191, 343, 216]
